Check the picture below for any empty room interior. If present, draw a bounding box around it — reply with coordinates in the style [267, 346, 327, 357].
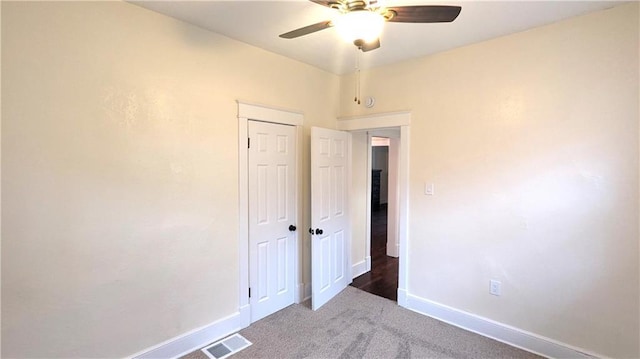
[2, 1, 639, 358]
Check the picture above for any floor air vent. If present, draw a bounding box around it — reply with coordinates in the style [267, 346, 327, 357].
[201, 333, 252, 359]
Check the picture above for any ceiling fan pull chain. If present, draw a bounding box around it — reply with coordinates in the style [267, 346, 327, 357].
[355, 47, 361, 104]
[357, 69, 361, 105]
[353, 50, 360, 102]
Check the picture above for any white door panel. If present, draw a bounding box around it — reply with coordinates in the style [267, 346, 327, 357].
[249, 121, 296, 322]
[311, 127, 350, 310]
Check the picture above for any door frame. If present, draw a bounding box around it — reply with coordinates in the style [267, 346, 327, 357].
[238, 101, 303, 326]
[337, 111, 410, 306]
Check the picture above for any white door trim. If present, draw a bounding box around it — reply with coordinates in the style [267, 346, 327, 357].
[238, 101, 304, 326]
[337, 111, 410, 306]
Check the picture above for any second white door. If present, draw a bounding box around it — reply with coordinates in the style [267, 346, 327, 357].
[248, 120, 297, 322]
[311, 127, 351, 310]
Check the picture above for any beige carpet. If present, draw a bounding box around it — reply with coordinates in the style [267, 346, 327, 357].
[181, 287, 542, 359]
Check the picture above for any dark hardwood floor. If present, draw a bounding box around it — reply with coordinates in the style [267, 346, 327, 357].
[350, 204, 399, 301]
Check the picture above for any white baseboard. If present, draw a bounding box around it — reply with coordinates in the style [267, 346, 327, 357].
[352, 260, 366, 278]
[397, 287, 408, 307]
[131, 310, 248, 359]
[239, 304, 250, 328]
[403, 293, 601, 359]
[352, 256, 371, 279]
[386, 243, 399, 258]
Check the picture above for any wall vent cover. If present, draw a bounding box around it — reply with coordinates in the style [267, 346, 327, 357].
[201, 333, 251, 359]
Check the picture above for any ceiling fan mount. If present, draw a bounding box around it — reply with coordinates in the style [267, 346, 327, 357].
[325, 1, 397, 21]
[279, 0, 461, 52]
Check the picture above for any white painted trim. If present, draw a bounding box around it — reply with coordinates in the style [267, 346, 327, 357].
[371, 137, 390, 146]
[387, 243, 399, 258]
[346, 131, 354, 285]
[237, 117, 249, 315]
[368, 128, 401, 138]
[404, 293, 602, 359]
[351, 255, 371, 278]
[131, 311, 244, 359]
[365, 134, 373, 273]
[237, 101, 303, 322]
[237, 101, 303, 126]
[397, 125, 410, 293]
[352, 258, 368, 279]
[239, 304, 250, 328]
[397, 288, 408, 307]
[337, 111, 411, 131]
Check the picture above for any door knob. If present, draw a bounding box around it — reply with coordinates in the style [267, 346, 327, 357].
[289, 225, 297, 232]
[315, 228, 323, 235]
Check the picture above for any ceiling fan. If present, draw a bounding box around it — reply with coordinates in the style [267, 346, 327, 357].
[279, 0, 462, 52]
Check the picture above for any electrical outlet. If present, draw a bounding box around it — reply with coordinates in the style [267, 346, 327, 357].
[490, 280, 501, 296]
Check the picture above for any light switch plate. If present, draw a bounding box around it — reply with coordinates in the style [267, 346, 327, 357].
[490, 280, 502, 296]
[425, 183, 434, 195]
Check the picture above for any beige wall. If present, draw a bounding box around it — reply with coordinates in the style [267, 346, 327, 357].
[340, 4, 639, 358]
[1, 1, 339, 357]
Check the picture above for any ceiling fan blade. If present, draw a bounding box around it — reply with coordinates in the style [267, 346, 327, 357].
[279, 20, 333, 39]
[360, 38, 381, 52]
[386, 5, 461, 23]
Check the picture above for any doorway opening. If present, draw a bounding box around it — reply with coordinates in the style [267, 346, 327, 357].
[351, 136, 399, 300]
[338, 111, 410, 307]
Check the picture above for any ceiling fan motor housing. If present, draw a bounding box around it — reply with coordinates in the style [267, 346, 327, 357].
[280, 0, 462, 52]
[345, 1, 368, 11]
[334, 10, 385, 44]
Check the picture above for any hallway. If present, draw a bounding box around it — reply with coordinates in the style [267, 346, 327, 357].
[350, 204, 399, 301]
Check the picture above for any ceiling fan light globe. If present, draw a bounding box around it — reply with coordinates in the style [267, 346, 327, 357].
[334, 10, 384, 44]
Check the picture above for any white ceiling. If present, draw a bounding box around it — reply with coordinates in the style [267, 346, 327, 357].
[132, 0, 626, 74]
